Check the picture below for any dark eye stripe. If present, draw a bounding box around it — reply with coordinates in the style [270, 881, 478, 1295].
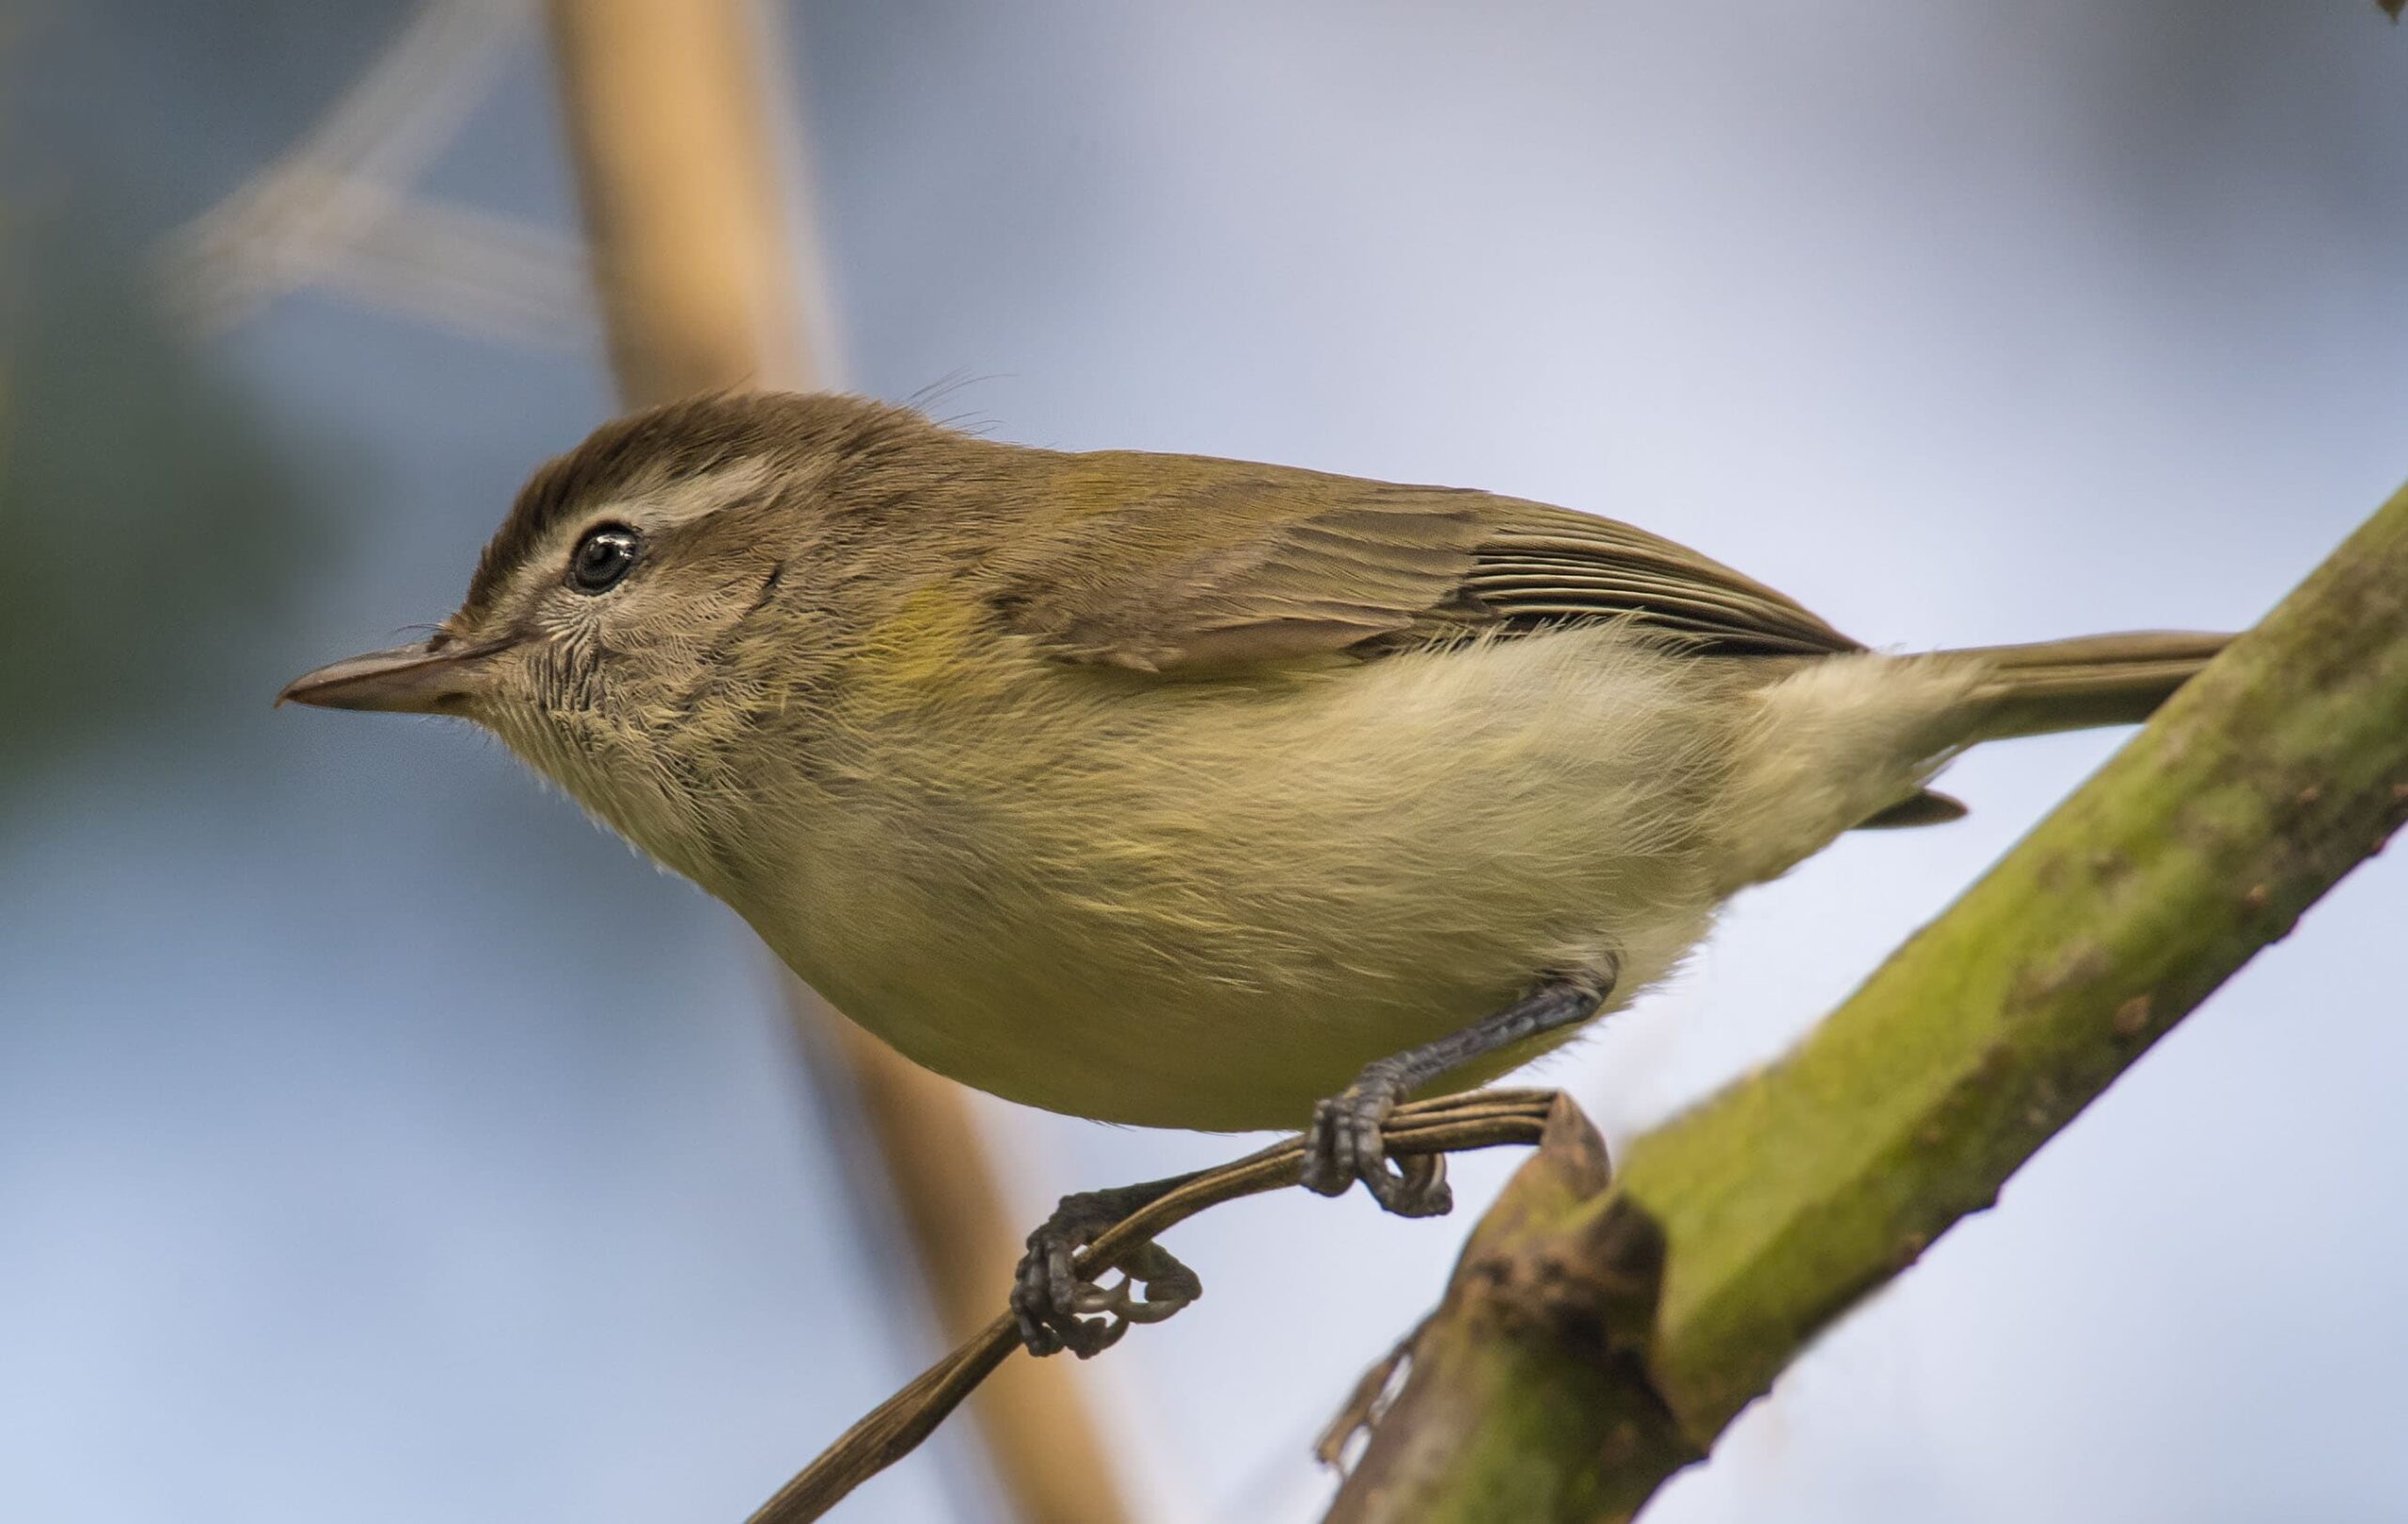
[569, 525, 641, 594]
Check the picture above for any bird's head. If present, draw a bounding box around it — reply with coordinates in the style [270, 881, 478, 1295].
[280, 390, 950, 879]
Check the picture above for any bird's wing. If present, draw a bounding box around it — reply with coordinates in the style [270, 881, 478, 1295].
[1450, 498, 1860, 657]
[981, 452, 1860, 673]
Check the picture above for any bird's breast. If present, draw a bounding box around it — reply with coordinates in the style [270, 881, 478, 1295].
[727, 626, 1737, 1130]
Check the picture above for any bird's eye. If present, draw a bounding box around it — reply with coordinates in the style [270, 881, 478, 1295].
[568, 525, 640, 594]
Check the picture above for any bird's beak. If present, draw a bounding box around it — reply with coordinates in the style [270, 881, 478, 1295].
[277, 639, 506, 714]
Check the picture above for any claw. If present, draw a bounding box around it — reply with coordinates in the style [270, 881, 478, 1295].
[1367, 1148, 1452, 1217]
[1010, 1190, 1204, 1358]
[1301, 1070, 1455, 1217]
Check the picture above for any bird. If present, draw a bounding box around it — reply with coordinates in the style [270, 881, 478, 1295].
[281, 389, 2226, 1356]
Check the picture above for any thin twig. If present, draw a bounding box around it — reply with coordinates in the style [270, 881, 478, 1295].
[744, 1089, 1566, 1524]
[1312, 1324, 1422, 1474]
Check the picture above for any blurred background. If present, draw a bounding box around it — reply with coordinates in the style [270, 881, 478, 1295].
[5, 2, 2405, 1520]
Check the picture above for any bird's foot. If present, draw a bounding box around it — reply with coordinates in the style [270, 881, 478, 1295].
[1012, 1184, 1203, 1358]
[1299, 1062, 1453, 1217]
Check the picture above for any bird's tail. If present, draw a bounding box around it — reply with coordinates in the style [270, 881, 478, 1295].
[1949, 630, 2231, 741]
[1849, 630, 2231, 831]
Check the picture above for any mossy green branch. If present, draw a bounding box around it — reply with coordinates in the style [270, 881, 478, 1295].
[1331, 483, 2408, 1522]
[1324, 1098, 1695, 1523]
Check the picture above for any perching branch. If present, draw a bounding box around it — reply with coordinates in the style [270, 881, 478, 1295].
[746, 1089, 1568, 1523]
[1323, 483, 2408, 1522]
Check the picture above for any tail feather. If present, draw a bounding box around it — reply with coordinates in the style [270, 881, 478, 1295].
[1848, 630, 2229, 833]
[1950, 630, 2230, 741]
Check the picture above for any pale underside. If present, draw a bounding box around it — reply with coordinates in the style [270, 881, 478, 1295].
[728, 626, 1978, 1131]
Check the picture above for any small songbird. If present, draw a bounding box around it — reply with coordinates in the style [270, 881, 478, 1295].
[283, 391, 2226, 1356]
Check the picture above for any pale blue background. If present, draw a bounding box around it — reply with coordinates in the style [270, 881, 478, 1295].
[6, 3, 2403, 1520]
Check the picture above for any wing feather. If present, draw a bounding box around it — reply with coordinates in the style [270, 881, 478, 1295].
[983, 453, 1856, 671]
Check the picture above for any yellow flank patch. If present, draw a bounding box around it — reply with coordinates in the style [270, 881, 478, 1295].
[858, 586, 994, 696]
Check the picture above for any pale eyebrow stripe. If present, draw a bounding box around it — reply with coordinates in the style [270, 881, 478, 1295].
[479, 456, 781, 618]
[610, 454, 780, 532]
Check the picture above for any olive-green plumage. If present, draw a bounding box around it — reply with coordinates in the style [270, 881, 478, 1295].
[284, 391, 2226, 1133]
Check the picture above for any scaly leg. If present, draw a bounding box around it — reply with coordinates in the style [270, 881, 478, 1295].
[1300, 966, 1615, 1214]
[1009, 963, 1614, 1356]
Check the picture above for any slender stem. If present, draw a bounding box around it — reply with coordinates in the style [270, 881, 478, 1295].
[746, 1090, 1566, 1524]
